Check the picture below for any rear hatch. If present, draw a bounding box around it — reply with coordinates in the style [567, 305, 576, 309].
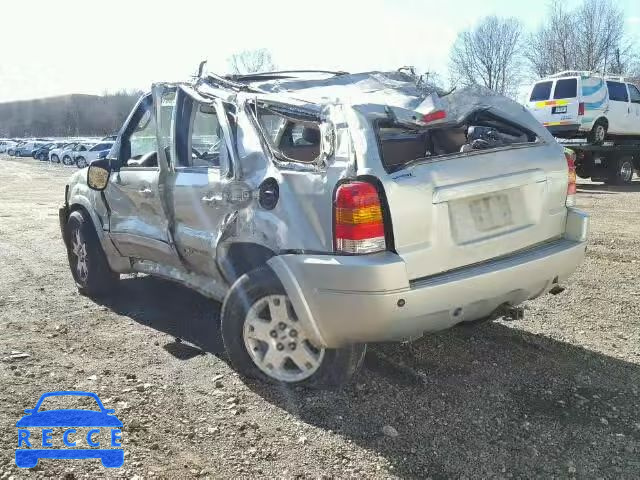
[527, 77, 580, 129]
[371, 94, 569, 281]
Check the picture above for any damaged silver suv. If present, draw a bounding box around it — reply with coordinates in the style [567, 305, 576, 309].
[60, 70, 588, 388]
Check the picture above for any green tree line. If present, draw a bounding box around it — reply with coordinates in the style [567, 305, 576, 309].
[0, 90, 142, 138]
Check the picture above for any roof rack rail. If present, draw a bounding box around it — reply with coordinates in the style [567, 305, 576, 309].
[228, 70, 350, 82]
[546, 70, 597, 78]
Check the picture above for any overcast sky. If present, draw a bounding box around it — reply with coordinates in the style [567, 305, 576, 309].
[1, 0, 639, 102]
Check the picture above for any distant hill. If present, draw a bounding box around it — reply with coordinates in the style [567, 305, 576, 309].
[0, 91, 142, 138]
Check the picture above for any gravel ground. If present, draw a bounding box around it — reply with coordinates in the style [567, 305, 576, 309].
[0, 156, 639, 479]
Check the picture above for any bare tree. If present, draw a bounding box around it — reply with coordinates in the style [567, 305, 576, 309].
[449, 16, 524, 97]
[227, 49, 276, 74]
[525, 0, 635, 77]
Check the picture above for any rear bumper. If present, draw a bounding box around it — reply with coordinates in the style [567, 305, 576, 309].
[269, 208, 588, 348]
[544, 123, 581, 136]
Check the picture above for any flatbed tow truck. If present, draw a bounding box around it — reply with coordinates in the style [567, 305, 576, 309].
[561, 139, 640, 185]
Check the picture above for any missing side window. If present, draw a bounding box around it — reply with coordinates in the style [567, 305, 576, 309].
[253, 104, 323, 164]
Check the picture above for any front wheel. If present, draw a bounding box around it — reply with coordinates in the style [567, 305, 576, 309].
[221, 266, 366, 389]
[65, 210, 119, 296]
[51, 154, 60, 163]
[62, 155, 73, 165]
[76, 156, 87, 168]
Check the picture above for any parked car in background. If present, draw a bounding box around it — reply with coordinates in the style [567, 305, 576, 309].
[74, 142, 114, 168]
[14, 141, 46, 157]
[60, 72, 589, 388]
[7, 141, 26, 156]
[33, 142, 66, 161]
[0, 140, 17, 154]
[49, 143, 76, 163]
[61, 142, 94, 165]
[527, 71, 640, 144]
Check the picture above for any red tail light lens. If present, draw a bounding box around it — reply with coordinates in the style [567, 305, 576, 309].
[578, 102, 585, 116]
[422, 110, 447, 123]
[565, 149, 576, 206]
[334, 181, 386, 254]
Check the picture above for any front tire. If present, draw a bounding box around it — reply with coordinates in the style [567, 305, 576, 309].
[51, 154, 60, 163]
[76, 156, 87, 168]
[221, 266, 366, 389]
[588, 119, 607, 145]
[65, 210, 118, 296]
[62, 155, 73, 165]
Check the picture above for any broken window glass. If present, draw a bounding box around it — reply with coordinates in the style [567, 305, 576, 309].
[255, 106, 322, 163]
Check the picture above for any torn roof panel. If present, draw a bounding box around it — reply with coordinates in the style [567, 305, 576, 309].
[224, 71, 432, 110]
[199, 70, 546, 135]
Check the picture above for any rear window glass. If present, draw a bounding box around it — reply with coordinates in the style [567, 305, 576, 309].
[530, 82, 552, 101]
[376, 111, 536, 172]
[553, 79, 577, 99]
[607, 81, 629, 102]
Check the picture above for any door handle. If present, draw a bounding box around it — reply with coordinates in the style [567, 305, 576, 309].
[139, 187, 154, 198]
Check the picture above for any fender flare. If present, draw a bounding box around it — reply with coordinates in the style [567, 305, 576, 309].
[66, 195, 131, 273]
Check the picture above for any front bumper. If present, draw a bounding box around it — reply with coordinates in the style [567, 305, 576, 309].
[268, 208, 589, 348]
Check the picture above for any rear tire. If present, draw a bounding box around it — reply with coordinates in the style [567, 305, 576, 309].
[221, 266, 366, 389]
[37, 153, 46, 161]
[588, 119, 607, 145]
[607, 156, 634, 185]
[64, 210, 119, 296]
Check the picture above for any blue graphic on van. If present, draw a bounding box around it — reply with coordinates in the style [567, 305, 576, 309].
[15, 391, 123, 468]
[584, 97, 608, 110]
[581, 79, 604, 96]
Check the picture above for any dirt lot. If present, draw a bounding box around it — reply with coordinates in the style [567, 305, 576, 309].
[0, 156, 639, 479]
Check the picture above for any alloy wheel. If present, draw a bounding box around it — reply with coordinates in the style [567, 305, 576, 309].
[71, 228, 89, 283]
[243, 294, 325, 382]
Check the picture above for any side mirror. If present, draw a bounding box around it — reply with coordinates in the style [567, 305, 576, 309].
[87, 158, 111, 191]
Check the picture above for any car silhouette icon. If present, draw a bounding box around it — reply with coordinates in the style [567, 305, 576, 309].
[15, 391, 123, 468]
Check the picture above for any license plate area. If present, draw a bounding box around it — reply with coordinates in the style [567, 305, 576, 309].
[469, 194, 513, 232]
[448, 191, 520, 245]
[552, 105, 567, 114]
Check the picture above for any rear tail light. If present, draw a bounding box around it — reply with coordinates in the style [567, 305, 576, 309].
[334, 181, 386, 254]
[565, 149, 576, 206]
[578, 102, 585, 116]
[422, 109, 447, 123]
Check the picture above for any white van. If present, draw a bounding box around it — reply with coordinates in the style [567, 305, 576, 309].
[526, 71, 640, 144]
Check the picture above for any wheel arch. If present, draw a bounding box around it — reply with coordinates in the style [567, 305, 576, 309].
[217, 242, 276, 285]
[594, 116, 609, 129]
[65, 200, 131, 273]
